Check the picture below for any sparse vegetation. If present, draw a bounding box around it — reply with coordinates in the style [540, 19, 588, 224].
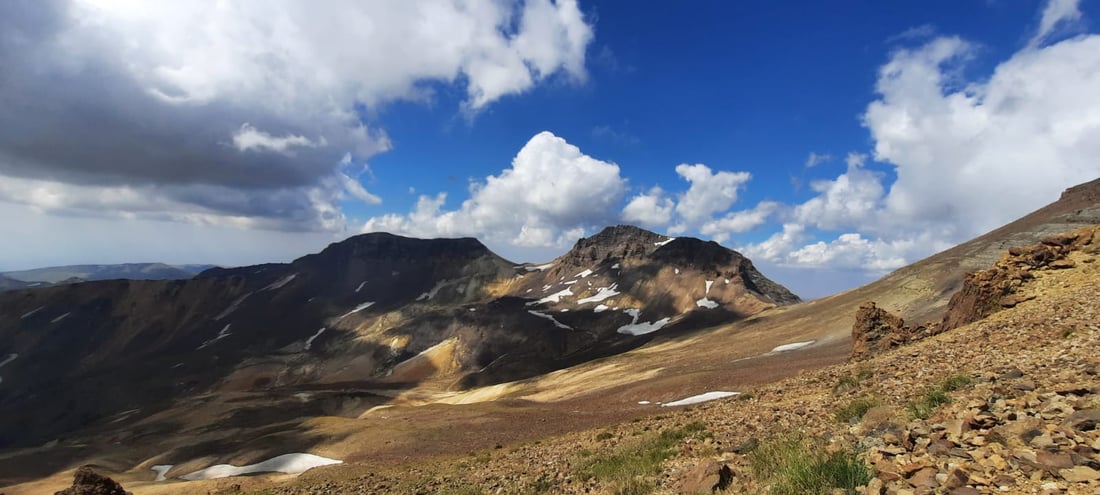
[749, 436, 872, 495]
[528, 475, 554, 493]
[907, 373, 973, 419]
[576, 422, 708, 494]
[833, 368, 874, 394]
[834, 396, 880, 423]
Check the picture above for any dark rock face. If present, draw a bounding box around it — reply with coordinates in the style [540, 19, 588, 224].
[558, 225, 667, 266]
[54, 467, 131, 495]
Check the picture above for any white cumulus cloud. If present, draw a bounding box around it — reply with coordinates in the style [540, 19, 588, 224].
[701, 201, 781, 243]
[743, 3, 1100, 275]
[671, 164, 752, 230]
[363, 131, 626, 249]
[622, 187, 674, 226]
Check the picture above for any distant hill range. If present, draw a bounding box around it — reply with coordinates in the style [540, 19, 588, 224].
[0, 225, 796, 451]
[0, 263, 216, 287]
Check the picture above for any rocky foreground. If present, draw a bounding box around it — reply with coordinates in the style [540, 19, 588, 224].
[60, 227, 1100, 494]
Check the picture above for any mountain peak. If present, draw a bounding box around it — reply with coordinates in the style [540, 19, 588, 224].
[307, 232, 494, 264]
[560, 225, 673, 266]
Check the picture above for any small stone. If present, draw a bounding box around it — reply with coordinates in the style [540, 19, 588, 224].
[909, 467, 940, 490]
[1049, 259, 1076, 269]
[865, 477, 884, 495]
[1031, 434, 1056, 449]
[1060, 466, 1100, 482]
[1063, 409, 1100, 432]
[1037, 451, 1075, 470]
[1013, 380, 1037, 392]
[950, 488, 980, 495]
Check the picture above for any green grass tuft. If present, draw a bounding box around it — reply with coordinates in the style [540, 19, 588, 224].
[906, 373, 973, 419]
[749, 436, 871, 495]
[576, 423, 708, 494]
[834, 397, 881, 423]
[833, 368, 875, 394]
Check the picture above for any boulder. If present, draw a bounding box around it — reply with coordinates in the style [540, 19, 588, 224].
[676, 461, 734, 493]
[54, 467, 131, 495]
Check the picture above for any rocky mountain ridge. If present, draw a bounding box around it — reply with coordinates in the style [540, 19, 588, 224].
[0, 225, 796, 484]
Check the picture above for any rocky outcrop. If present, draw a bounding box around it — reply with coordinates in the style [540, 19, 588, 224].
[54, 467, 131, 495]
[850, 302, 925, 361]
[940, 227, 1096, 332]
[853, 227, 1098, 362]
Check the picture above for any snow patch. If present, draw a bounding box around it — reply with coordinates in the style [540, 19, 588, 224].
[179, 453, 343, 480]
[705, 280, 714, 295]
[695, 298, 719, 309]
[654, 237, 676, 247]
[303, 328, 326, 351]
[151, 465, 173, 482]
[51, 312, 71, 324]
[197, 324, 232, 350]
[527, 310, 572, 330]
[525, 262, 554, 272]
[528, 288, 573, 305]
[661, 391, 739, 407]
[0, 353, 17, 368]
[617, 318, 671, 336]
[215, 291, 254, 320]
[575, 268, 594, 278]
[616, 308, 671, 336]
[338, 301, 375, 320]
[262, 274, 297, 291]
[593, 304, 609, 313]
[674, 268, 680, 275]
[771, 341, 816, 353]
[563, 280, 577, 285]
[20, 306, 44, 319]
[577, 284, 621, 304]
[611, 263, 620, 270]
[637, 400, 651, 405]
[355, 280, 367, 293]
[724, 279, 730, 284]
[416, 279, 452, 301]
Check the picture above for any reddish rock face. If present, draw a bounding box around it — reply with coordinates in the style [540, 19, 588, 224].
[940, 227, 1095, 332]
[849, 302, 929, 361]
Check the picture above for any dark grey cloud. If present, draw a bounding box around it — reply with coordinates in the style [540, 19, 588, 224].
[0, 0, 593, 232]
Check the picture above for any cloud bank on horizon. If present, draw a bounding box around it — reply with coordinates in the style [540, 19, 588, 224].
[0, 0, 1097, 298]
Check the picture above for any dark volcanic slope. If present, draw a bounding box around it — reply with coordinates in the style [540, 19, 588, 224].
[0, 228, 798, 460]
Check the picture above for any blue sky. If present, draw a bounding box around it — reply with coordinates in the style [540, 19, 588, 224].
[1, 0, 1098, 298]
